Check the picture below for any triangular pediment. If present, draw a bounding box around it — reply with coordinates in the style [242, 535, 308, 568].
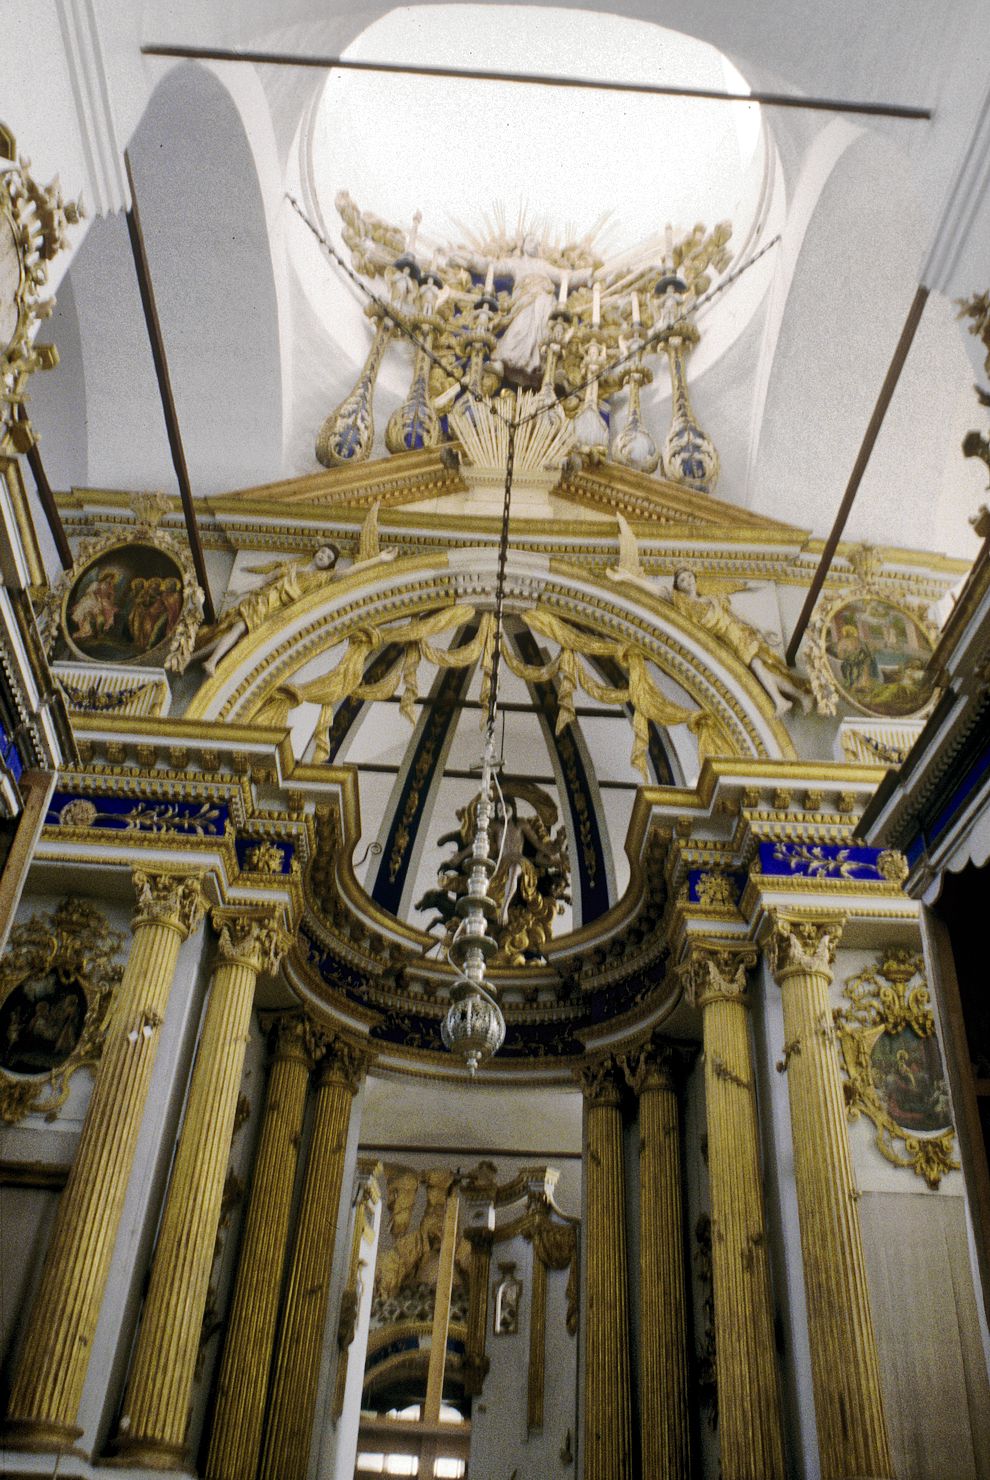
[207, 447, 809, 541]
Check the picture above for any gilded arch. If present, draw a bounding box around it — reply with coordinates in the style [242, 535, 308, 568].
[185, 552, 796, 765]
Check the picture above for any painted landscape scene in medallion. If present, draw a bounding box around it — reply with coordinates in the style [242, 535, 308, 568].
[824, 596, 935, 717]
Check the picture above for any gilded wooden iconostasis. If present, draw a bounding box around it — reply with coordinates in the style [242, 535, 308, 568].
[25, 452, 961, 1080]
[1, 177, 983, 1471]
[3, 85, 990, 1480]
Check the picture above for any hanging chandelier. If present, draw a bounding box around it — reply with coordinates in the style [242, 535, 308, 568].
[439, 411, 518, 1074]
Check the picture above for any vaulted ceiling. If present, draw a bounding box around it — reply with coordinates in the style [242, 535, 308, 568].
[8, 0, 990, 570]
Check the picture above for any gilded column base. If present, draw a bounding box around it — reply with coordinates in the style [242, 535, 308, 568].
[3, 1418, 84, 1453]
[107, 1435, 187, 1469]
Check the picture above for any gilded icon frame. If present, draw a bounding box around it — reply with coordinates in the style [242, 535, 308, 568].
[834, 948, 958, 1190]
[39, 496, 204, 673]
[0, 899, 123, 1123]
[804, 549, 939, 718]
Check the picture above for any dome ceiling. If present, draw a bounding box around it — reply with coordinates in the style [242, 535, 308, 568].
[294, 7, 778, 401]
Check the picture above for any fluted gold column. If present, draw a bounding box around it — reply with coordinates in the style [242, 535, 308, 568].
[680, 942, 785, 1480]
[258, 1033, 369, 1480]
[4, 869, 207, 1452]
[114, 906, 291, 1468]
[577, 1055, 633, 1480]
[622, 1036, 692, 1480]
[204, 1012, 318, 1480]
[766, 913, 893, 1479]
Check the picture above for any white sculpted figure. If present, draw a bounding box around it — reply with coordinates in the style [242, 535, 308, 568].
[333, 192, 734, 403]
[450, 234, 593, 382]
[670, 568, 811, 717]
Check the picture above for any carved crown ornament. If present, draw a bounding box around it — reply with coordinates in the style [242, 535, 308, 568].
[0, 125, 83, 453]
[834, 948, 959, 1190]
[0, 898, 124, 1123]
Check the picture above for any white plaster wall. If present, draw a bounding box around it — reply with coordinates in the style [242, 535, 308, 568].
[859, 1191, 990, 1480]
[359, 1076, 583, 1216]
[0, 1184, 60, 1378]
[327, 1178, 383, 1480]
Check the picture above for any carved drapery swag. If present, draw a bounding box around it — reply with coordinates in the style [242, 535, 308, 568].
[250, 598, 698, 779]
[255, 604, 493, 756]
[503, 607, 698, 780]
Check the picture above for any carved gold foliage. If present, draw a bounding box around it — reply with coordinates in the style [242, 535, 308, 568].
[694, 870, 739, 910]
[132, 869, 207, 938]
[242, 841, 287, 875]
[574, 1053, 624, 1107]
[834, 949, 959, 1190]
[211, 907, 292, 976]
[765, 912, 843, 982]
[0, 135, 83, 451]
[524, 1194, 580, 1341]
[678, 943, 756, 1011]
[0, 899, 124, 1123]
[315, 1032, 371, 1095]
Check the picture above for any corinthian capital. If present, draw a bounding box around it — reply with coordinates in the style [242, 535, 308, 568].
[765, 912, 844, 984]
[313, 1030, 372, 1094]
[678, 941, 757, 1011]
[211, 906, 292, 976]
[621, 1033, 696, 1096]
[132, 868, 207, 939]
[574, 1053, 624, 1107]
[258, 1010, 323, 1068]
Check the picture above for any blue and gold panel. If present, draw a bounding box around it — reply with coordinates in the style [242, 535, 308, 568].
[46, 789, 229, 836]
[758, 841, 887, 880]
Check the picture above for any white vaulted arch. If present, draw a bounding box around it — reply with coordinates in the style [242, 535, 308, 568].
[125, 62, 287, 493]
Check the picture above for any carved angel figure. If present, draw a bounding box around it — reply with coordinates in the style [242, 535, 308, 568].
[607, 516, 809, 716]
[195, 545, 339, 675]
[195, 502, 397, 674]
[670, 568, 811, 717]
